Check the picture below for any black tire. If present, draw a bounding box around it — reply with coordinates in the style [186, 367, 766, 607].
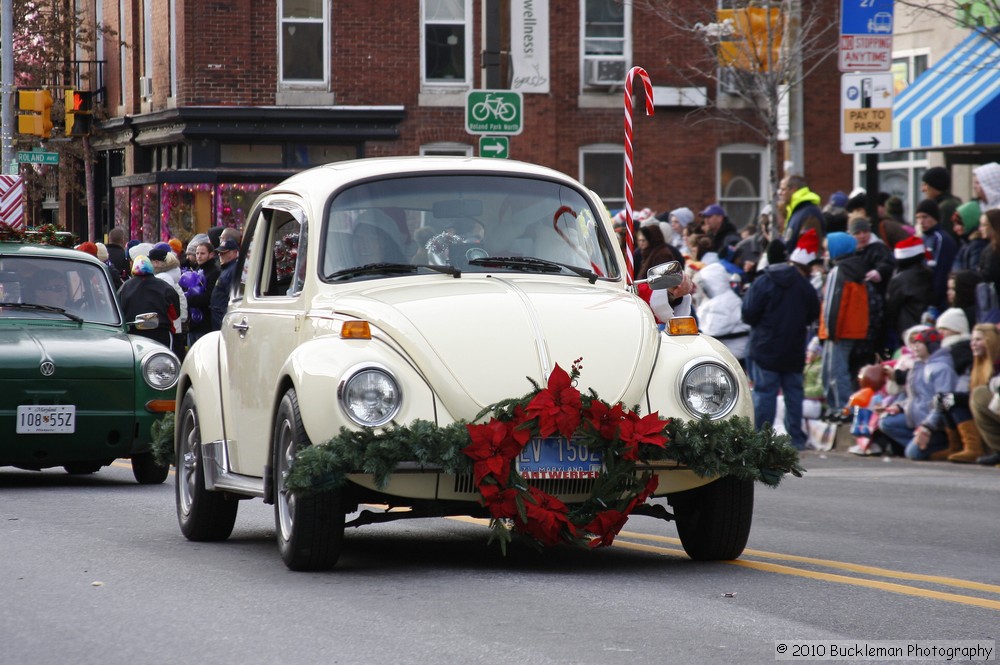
[671, 476, 754, 561]
[131, 451, 169, 485]
[63, 462, 103, 475]
[274, 389, 344, 571]
[175, 389, 238, 541]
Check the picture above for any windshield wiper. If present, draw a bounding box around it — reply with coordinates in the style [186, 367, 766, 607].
[0, 302, 84, 323]
[468, 256, 599, 284]
[328, 262, 461, 281]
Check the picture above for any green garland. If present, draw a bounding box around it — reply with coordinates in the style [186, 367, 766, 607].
[0, 222, 77, 247]
[287, 412, 802, 495]
[150, 413, 175, 468]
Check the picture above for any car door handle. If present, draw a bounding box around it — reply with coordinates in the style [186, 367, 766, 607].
[231, 317, 250, 338]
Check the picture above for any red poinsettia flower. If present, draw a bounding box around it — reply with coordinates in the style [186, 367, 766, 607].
[618, 411, 669, 460]
[479, 483, 521, 520]
[583, 400, 627, 440]
[584, 509, 629, 548]
[525, 364, 582, 439]
[515, 486, 575, 546]
[463, 418, 529, 484]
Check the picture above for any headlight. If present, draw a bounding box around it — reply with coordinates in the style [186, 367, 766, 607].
[141, 352, 180, 391]
[338, 366, 401, 427]
[679, 360, 738, 420]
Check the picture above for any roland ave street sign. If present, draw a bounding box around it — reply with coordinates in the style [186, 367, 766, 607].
[841, 72, 894, 154]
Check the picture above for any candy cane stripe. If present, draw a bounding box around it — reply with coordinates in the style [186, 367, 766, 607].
[623, 67, 654, 285]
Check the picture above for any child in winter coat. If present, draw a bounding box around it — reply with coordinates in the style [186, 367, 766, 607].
[693, 262, 750, 361]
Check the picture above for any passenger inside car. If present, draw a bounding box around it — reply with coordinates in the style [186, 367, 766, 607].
[27, 269, 71, 309]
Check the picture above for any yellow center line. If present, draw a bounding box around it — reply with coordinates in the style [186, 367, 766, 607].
[616, 531, 1000, 596]
[449, 518, 1000, 611]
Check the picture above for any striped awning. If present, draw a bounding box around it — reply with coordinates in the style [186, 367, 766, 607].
[893, 29, 1000, 150]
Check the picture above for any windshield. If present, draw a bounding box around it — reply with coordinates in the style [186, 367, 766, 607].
[0, 256, 121, 324]
[321, 174, 619, 281]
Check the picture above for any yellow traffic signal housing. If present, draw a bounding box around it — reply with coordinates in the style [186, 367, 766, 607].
[18, 89, 54, 138]
[717, 8, 784, 73]
[64, 89, 94, 136]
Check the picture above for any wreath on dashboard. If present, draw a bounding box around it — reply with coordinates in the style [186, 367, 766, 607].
[285, 360, 802, 552]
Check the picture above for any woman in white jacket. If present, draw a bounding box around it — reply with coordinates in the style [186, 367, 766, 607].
[693, 262, 750, 361]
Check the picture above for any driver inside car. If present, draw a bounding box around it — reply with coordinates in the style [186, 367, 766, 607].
[28, 270, 71, 309]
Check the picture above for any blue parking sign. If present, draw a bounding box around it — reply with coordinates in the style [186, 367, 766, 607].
[841, 0, 894, 36]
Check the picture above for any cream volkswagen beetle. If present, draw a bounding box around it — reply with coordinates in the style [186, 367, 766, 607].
[174, 156, 762, 570]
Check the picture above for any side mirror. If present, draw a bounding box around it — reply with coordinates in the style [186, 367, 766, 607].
[636, 261, 683, 290]
[131, 312, 159, 330]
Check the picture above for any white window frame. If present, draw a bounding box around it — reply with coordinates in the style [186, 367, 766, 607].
[278, 0, 330, 87]
[716, 143, 768, 229]
[421, 0, 473, 89]
[580, 0, 632, 90]
[419, 142, 473, 157]
[579, 144, 625, 211]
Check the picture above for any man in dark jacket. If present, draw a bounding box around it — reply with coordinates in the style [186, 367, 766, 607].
[210, 238, 240, 330]
[742, 231, 821, 450]
[885, 235, 935, 351]
[921, 166, 962, 241]
[700, 203, 740, 262]
[106, 226, 130, 283]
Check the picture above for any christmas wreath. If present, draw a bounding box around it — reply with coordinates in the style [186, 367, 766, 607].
[286, 360, 802, 551]
[273, 232, 299, 281]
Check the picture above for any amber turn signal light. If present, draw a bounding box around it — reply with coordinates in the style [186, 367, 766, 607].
[145, 400, 176, 413]
[667, 316, 699, 336]
[341, 320, 372, 339]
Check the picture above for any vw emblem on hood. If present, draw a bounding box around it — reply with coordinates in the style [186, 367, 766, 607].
[39, 361, 56, 377]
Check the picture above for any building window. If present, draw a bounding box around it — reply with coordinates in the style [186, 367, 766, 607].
[580, 144, 624, 211]
[717, 144, 767, 230]
[581, 0, 630, 88]
[420, 142, 472, 157]
[280, 0, 327, 84]
[422, 0, 472, 85]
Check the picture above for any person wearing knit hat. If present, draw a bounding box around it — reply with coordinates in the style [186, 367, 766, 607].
[118, 254, 180, 349]
[818, 230, 869, 418]
[921, 166, 962, 237]
[936, 307, 970, 337]
[873, 326, 958, 459]
[973, 162, 1000, 211]
[950, 200, 988, 273]
[167, 237, 184, 256]
[741, 221, 820, 450]
[915, 198, 958, 309]
[76, 241, 99, 257]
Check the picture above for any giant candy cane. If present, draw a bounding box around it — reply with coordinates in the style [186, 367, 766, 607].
[623, 66, 654, 285]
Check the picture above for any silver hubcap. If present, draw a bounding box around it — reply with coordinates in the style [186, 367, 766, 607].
[276, 417, 296, 540]
[179, 409, 198, 515]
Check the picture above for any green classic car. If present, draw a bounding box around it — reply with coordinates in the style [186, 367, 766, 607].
[0, 241, 180, 483]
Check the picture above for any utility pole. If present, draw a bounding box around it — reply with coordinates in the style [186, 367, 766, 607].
[1, 0, 14, 175]
[785, 0, 805, 177]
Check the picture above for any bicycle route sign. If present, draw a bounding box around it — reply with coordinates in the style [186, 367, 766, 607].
[466, 90, 523, 135]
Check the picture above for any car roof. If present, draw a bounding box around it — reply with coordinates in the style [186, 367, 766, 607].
[267, 156, 584, 200]
[0, 241, 106, 265]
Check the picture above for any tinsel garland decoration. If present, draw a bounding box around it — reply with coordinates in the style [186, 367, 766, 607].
[286, 361, 803, 551]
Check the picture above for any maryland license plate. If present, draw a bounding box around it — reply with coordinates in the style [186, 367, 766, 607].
[516, 437, 602, 479]
[16, 405, 76, 434]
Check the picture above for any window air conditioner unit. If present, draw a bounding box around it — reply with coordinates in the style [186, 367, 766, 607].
[140, 76, 153, 99]
[585, 58, 627, 86]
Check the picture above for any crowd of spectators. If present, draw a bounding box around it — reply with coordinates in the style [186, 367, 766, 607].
[624, 162, 1000, 468]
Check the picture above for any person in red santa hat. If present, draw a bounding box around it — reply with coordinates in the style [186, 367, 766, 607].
[885, 235, 935, 352]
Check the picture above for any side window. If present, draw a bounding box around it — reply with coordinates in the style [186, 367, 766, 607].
[261, 209, 306, 297]
[579, 144, 624, 210]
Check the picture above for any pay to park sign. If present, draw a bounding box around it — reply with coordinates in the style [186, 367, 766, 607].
[841, 72, 894, 154]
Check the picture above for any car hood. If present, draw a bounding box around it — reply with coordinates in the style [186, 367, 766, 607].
[0, 324, 136, 380]
[327, 277, 658, 414]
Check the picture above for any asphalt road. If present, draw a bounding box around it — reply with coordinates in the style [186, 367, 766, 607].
[1, 450, 997, 665]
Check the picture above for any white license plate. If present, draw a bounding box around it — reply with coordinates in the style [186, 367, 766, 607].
[16, 405, 76, 434]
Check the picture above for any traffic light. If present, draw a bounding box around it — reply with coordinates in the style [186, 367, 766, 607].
[65, 89, 93, 137]
[18, 89, 54, 138]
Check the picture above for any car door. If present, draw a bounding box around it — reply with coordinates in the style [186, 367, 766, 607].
[221, 201, 310, 476]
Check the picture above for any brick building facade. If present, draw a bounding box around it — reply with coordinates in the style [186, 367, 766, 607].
[74, 0, 851, 245]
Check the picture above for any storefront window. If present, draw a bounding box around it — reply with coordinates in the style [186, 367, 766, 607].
[162, 183, 213, 246]
[216, 184, 270, 229]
